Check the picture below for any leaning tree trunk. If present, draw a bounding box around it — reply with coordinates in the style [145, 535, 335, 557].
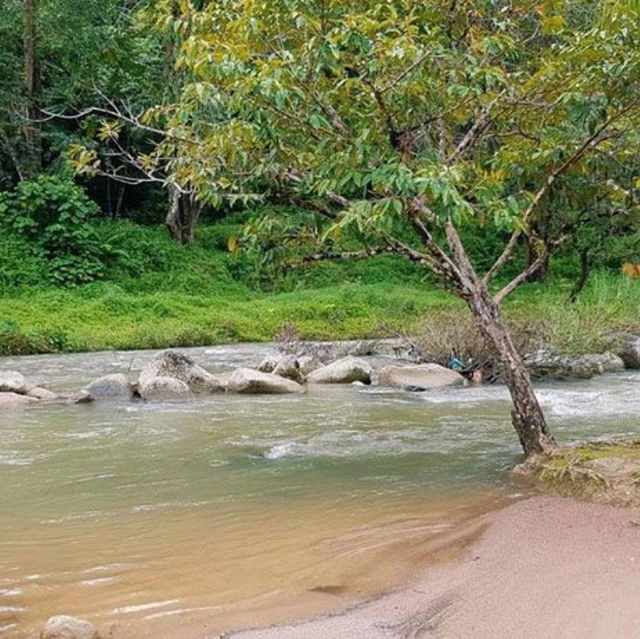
[443, 220, 556, 456]
[467, 285, 556, 456]
[166, 186, 202, 244]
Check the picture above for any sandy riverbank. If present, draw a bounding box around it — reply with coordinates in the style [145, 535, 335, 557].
[225, 496, 640, 639]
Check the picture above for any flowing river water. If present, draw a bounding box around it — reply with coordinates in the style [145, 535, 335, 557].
[0, 344, 639, 638]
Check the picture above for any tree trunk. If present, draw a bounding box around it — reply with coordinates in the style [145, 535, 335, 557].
[441, 219, 555, 456]
[442, 220, 556, 457]
[525, 235, 549, 282]
[23, 0, 41, 177]
[467, 285, 556, 456]
[569, 248, 590, 303]
[166, 186, 202, 244]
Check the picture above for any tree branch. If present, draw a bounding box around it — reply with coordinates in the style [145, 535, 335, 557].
[483, 97, 640, 285]
[493, 249, 549, 305]
[448, 90, 506, 164]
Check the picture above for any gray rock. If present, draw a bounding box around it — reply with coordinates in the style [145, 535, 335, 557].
[525, 350, 594, 380]
[273, 355, 305, 383]
[139, 350, 225, 398]
[138, 376, 191, 400]
[297, 355, 321, 376]
[0, 370, 27, 394]
[257, 355, 279, 373]
[0, 392, 38, 407]
[578, 352, 626, 375]
[306, 357, 372, 384]
[377, 363, 465, 390]
[41, 615, 100, 639]
[27, 387, 59, 401]
[228, 368, 305, 394]
[67, 391, 95, 405]
[85, 373, 132, 399]
[617, 335, 640, 369]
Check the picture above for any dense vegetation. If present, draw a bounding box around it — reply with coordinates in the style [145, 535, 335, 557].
[1, 214, 638, 356]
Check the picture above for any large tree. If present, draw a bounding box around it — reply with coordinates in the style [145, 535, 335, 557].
[80, 0, 640, 455]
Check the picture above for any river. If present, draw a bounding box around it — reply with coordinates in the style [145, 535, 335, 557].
[0, 344, 638, 638]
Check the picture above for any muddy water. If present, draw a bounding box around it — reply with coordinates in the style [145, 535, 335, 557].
[0, 345, 638, 638]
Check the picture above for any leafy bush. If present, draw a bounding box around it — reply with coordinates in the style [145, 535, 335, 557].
[0, 317, 70, 355]
[0, 175, 105, 285]
[0, 234, 49, 289]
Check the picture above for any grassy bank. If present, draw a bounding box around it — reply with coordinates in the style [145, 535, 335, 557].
[1, 221, 639, 355]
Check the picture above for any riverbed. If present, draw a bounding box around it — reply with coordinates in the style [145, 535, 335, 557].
[0, 345, 638, 638]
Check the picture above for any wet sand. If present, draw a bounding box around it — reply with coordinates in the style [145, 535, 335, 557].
[227, 496, 640, 639]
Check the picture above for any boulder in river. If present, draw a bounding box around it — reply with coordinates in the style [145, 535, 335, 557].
[0, 391, 38, 407]
[297, 355, 321, 376]
[228, 368, 305, 394]
[0, 370, 27, 394]
[616, 335, 640, 369]
[138, 376, 191, 400]
[85, 373, 133, 399]
[525, 350, 594, 380]
[41, 615, 100, 639]
[273, 355, 305, 383]
[578, 352, 626, 375]
[257, 354, 279, 373]
[259, 353, 319, 381]
[377, 363, 465, 391]
[138, 350, 225, 399]
[27, 387, 59, 401]
[306, 357, 372, 384]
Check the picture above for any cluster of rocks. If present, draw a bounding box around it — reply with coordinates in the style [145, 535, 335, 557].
[525, 334, 640, 380]
[2, 333, 639, 408]
[134, 350, 467, 398]
[0, 349, 471, 407]
[524, 350, 626, 380]
[0, 370, 92, 407]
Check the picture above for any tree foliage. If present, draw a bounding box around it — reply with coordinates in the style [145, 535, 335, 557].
[88, 0, 639, 275]
[0, 175, 106, 285]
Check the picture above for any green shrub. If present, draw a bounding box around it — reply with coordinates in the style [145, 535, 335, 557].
[0, 317, 70, 355]
[0, 175, 105, 285]
[0, 234, 49, 289]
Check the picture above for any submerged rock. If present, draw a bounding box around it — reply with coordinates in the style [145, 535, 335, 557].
[85, 373, 132, 399]
[41, 615, 99, 639]
[0, 370, 27, 394]
[306, 357, 372, 384]
[27, 387, 59, 401]
[66, 391, 95, 405]
[139, 350, 225, 399]
[228, 368, 305, 394]
[0, 391, 38, 407]
[377, 363, 465, 391]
